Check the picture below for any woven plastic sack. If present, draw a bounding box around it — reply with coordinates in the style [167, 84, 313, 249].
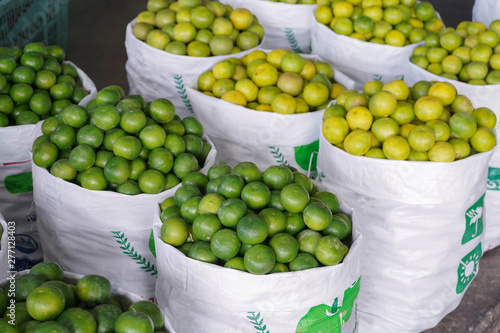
[32, 138, 217, 300]
[406, 63, 500, 251]
[153, 207, 362, 333]
[0, 62, 96, 270]
[125, 19, 262, 120]
[472, 0, 500, 27]
[219, 0, 315, 53]
[317, 130, 494, 332]
[187, 52, 355, 175]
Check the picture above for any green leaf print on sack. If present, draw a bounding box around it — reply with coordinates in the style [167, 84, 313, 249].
[173, 74, 193, 113]
[4, 172, 33, 194]
[247, 312, 270, 333]
[296, 277, 361, 333]
[111, 231, 158, 276]
[284, 28, 303, 54]
[294, 140, 319, 172]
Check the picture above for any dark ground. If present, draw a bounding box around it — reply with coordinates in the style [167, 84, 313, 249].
[65, 1, 498, 332]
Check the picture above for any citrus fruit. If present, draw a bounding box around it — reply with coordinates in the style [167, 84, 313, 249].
[26, 285, 65, 321]
[315, 235, 345, 265]
[210, 228, 241, 260]
[161, 216, 189, 246]
[382, 135, 411, 160]
[188, 241, 218, 263]
[428, 141, 455, 162]
[218, 198, 247, 227]
[240, 182, 271, 211]
[57, 307, 97, 333]
[302, 202, 333, 231]
[280, 183, 310, 213]
[114, 311, 154, 333]
[243, 244, 276, 275]
[236, 214, 268, 245]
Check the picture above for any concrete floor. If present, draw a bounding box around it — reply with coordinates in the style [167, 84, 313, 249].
[64, 0, 499, 332]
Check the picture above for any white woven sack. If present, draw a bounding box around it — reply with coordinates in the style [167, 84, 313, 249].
[311, 19, 424, 90]
[472, 0, 500, 27]
[153, 210, 362, 333]
[219, 0, 315, 53]
[0, 214, 8, 282]
[0, 62, 96, 270]
[32, 138, 217, 300]
[406, 63, 500, 251]
[317, 132, 494, 333]
[187, 53, 355, 175]
[125, 19, 262, 120]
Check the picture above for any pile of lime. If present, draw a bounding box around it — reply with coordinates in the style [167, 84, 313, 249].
[133, 0, 264, 57]
[0, 261, 165, 333]
[197, 49, 346, 113]
[315, 0, 443, 46]
[411, 19, 500, 85]
[159, 161, 353, 275]
[32, 85, 212, 194]
[322, 79, 497, 161]
[0, 42, 89, 127]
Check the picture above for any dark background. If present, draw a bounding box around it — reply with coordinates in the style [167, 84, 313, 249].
[65, 1, 500, 332]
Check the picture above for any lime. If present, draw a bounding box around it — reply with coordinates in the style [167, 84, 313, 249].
[57, 307, 97, 333]
[216, 173, 245, 198]
[280, 183, 310, 213]
[218, 198, 247, 227]
[315, 235, 345, 266]
[160, 216, 189, 246]
[289, 252, 319, 271]
[128, 301, 163, 331]
[243, 244, 276, 275]
[26, 285, 65, 321]
[240, 182, 271, 211]
[76, 274, 112, 306]
[258, 207, 286, 238]
[269, 232, 299, 264]
[114, 311, 154, 333]
[92, 304, 122, 333]
[188, 241, 217, 263]
[211, 228, 241, 260]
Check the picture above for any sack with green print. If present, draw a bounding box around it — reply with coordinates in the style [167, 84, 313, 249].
[472, 0, 500, 27]
[406, 63, 500, 251]
[124, 19, 262, 120]
[0, 214, 9, 282]
[0, 62, 97, 271]
[310, 19, 425, 90]
[31, 139, 217, 301]
[152, 211, 362, 333]
[186, 55, 355, 175]
[219, 0, 316, 53]
[317, 131, 494, 332]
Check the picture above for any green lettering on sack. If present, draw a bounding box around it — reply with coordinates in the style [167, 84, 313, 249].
[4, 172, 33, 194]
[462, 193, 485, 245]
[295, 277, 360, 333]
[294, 140, 319, 172]
[487, 167, 500, 191]
[456, 242, 482, 294]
